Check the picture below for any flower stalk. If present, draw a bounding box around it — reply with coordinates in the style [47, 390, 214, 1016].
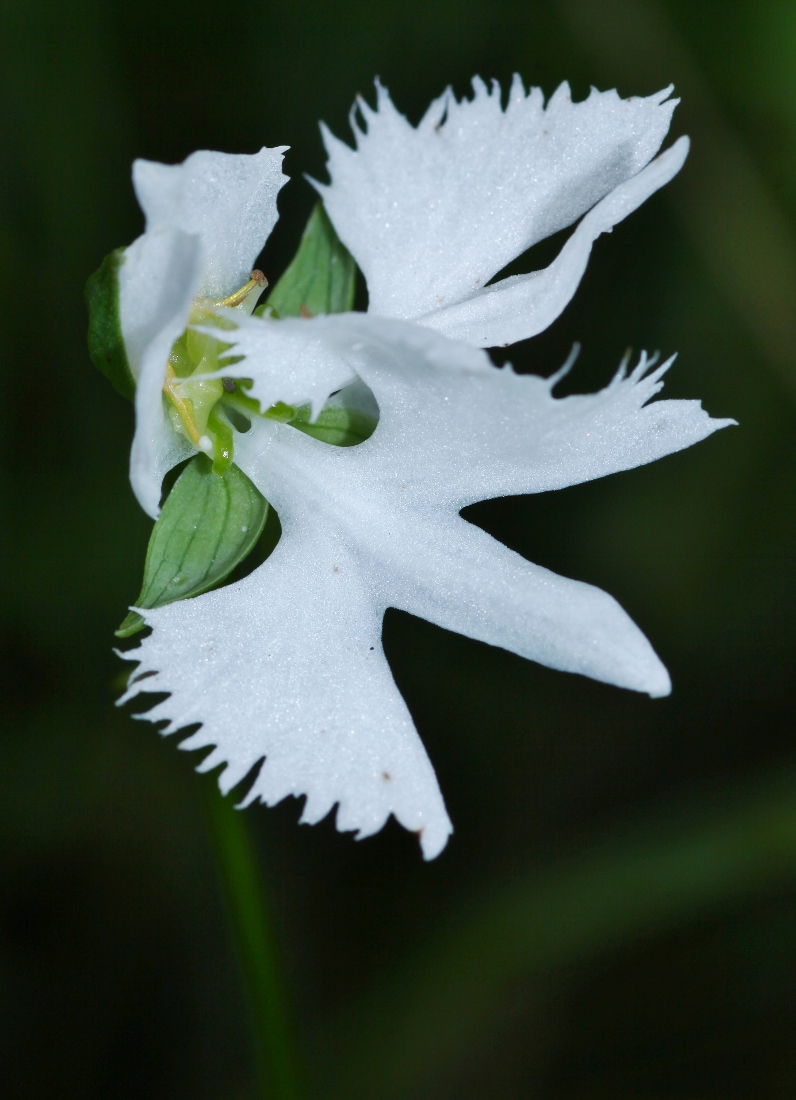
[204, 784, 302, 1100]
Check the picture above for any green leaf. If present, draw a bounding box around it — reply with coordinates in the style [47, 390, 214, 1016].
[116, 455, 269, 637]
[85, 247, 136, 401]
[260, 202, 356, 318]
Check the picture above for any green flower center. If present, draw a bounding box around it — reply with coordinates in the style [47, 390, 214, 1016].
[162, 271, 271, 474]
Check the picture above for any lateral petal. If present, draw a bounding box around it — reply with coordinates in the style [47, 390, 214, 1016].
[317, 78, 679, 323]
[419, 138, 690, 347]
[133, 147, 288, 299]
[395, 514, 670, 697]
[313, 314, 734, 508]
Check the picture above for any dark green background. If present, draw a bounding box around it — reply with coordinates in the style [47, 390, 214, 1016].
[2, 0, 796, 1096]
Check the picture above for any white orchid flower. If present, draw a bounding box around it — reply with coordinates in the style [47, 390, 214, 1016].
[316, 76, 689, 347]
[112, 78, 732, 859]
[120, 309, 732, 859]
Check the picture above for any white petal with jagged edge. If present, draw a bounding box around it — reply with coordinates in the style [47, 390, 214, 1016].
[317, 77, 680, 323]
[120, 226, 204, 518]
[118, 455, 453, 861]
[133, 147, 288, 299]
[419, 138, 690, 347]
[310, 313, 735, 509]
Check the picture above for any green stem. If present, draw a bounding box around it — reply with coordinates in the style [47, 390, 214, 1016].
[204, 784, 302, 1100]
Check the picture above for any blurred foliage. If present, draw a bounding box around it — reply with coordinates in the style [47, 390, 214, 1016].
[1, 0, 795, 1097]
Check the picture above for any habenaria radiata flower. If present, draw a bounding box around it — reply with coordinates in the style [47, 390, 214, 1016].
[103, 77, 733, 859]
[317, 77, 688, 347]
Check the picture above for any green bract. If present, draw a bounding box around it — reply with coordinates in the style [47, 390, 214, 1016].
[85, 248, 136, 401]
[116, 455, 269, 638]
[261, 202, 356, 318]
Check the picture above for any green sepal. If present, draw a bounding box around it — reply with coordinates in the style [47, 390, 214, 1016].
[259, 202, 356, 318]
[85, 247, 136, 401]
[291, 401, 377, 447]
[116, 455, 269, 638]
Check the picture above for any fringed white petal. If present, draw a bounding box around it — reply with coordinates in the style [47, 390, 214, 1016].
[121, 227, 203, 518]
[312, 314, 735, 508]
[118, 481, 453, 861]
[317, 77, 680, 323]
[420, 137, 690, 347]
[133, 147, 289, 299]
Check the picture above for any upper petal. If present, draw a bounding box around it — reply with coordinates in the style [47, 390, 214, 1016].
[133, 147, 289, 299]
[419, 138, 689, 347]
[316, 77, 679, 322]
[120, 226, 204, 518]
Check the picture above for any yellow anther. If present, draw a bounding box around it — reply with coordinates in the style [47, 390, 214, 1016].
[163, 363, 202, 446]
[218, 269, 268, 309]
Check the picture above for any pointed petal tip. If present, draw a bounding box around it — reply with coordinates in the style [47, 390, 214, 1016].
[344, 799, 453, 860]
[419, 819, 454, 861]
[610, 621, 671, 697]
[645, 661, 672, 699]
[320, 118, 354, 160]
[612, 647, 671, 699]
[642, 82, 672, 103]
[236, 787, 260, 810]
[305, 172, 326, 196]
[131, 473, 163, 521]
[666, 133, 690, 168]
[547, 342, 581, 389]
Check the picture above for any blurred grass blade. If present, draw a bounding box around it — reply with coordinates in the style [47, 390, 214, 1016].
[322, 761, 796, 1099]
[262, 202, 356, 318]
[85, 246, 136, 401]
[117, 455, 268, 637]
[205, 785, 302, 1100]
